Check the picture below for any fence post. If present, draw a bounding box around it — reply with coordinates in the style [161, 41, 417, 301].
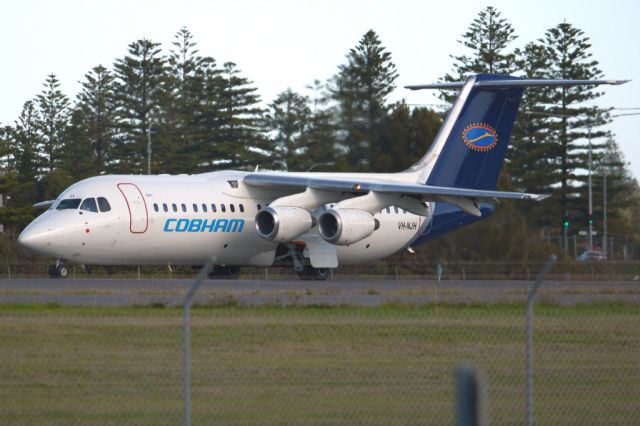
[525, 254, 557, 426]
[182, 257, 215, 426]
[455, 363, 486, 426]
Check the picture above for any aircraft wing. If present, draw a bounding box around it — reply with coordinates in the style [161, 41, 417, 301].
[33, 200, 56, 209]
[244, 173, 547, 201]
[243, 173, 547, 216]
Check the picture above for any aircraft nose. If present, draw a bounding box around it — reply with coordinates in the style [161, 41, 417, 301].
[18, 223, 48, 251]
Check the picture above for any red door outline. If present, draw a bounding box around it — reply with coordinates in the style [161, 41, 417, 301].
[117, 183, 149, 233]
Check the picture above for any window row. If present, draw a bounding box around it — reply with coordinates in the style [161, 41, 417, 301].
[153, 202, 248, 214]
[56, 197, 111, 213]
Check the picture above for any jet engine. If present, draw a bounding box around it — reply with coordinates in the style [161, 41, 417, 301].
[255, 206, 314, 242]
[318, 208, 379, 246]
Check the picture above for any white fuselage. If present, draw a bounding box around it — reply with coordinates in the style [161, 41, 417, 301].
[19, 171, 430, 266]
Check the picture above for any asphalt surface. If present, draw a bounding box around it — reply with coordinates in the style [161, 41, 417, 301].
[0, 278, 638, 306]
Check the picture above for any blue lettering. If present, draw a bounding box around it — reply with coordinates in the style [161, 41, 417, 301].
[176, 219, 190, 232]
[188, 219, 202, 232]
[215, 219, 228, 232]
[164, 219, 177, 232]
[227, 219, 244, 233]
[163, 218, 245, 233]
[201, 219, 215, 232]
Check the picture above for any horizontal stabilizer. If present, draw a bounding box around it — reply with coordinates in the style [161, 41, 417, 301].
[405, 79, 630, 91]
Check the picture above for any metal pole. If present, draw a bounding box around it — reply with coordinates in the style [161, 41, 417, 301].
[147, 122, 153, 175]
[588, 126, 593, 251]
[183, 257, 215, 426]
[525, 254, 557, 426]
[455, 364, 486, 426]
[603, 173, 608, 259]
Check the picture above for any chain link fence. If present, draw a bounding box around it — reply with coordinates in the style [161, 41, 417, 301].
[0, 273, 639, 424]
[1, 258, 640, 281]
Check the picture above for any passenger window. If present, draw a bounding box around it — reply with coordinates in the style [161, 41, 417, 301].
[386, 207, 390, 214]
[193, 203, 198, 212]
[172, 203, 177, 212]
[211, 203, 217, 213]
[97, 197, 111, 212]
[56, 199, 82, 210]
[163, 203, 168, 212]
[80, 198, 98, 213]
[239, 204, 244, 213]
[394, 206, 399, 214]
[153, 203, 159, 213]
[202, 203, 207, 212]
[221, 204, 226, 213]
[230, 204, 235, 213]
[181, 204, 187, 213]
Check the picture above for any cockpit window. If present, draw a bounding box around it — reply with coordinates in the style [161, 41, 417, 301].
[97, 197, 111, 212]
[56, 199, 82, 210]
[80, 198, 98, 213]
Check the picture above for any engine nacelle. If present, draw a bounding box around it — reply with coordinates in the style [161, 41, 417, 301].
[255, 206, 314, 242]
[318, 208, 379, 246]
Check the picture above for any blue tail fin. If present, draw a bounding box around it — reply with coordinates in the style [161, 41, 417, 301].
[409, 74, 524, 189]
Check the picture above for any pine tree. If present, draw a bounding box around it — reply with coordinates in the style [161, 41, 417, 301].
[35, 74, 70, 173]
[214, 62, 265, 170]
[77, 65, 117, 172]
[543, 22, 609, 233]
[13, 101, 40, 185]
[164, 27, 214, 173]
[372, 103, 441, 173]
[112, 39, 167, 174]
[264, 89, 311, 171]
[510, 42, 559, 227]
[331, 30, 398, 169]
[303, 80, 338, 171]
[59, 109, 98, 180]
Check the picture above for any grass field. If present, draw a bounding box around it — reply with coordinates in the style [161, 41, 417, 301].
[0, 303, 638, 425]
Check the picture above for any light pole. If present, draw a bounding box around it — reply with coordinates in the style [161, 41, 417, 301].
[147, 121, 153, 175]
[603, 171, 608, 258]
[587, 126, 593, 251]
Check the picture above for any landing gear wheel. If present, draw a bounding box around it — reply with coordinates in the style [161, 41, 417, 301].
[56, 265, 69, 279]
[297, 266, 332, 281]
[208, 265, 240, 279]
[48, 263, 69, 278]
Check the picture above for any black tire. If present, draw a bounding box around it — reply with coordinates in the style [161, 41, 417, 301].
[297, 266, 331, 281]
[56, 265, 69, 279]
[48, 265, 57, 278]
[208, 265, 240, 279]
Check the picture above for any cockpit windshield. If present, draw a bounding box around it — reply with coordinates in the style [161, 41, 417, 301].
[54, 196, 111, 212]
[56, 199, 82, 210]
[80, 198, 98, 213]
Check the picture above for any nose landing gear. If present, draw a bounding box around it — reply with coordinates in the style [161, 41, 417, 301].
[48, 261, 69, 279]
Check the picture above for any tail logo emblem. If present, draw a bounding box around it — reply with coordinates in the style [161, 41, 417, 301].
[462, 123, 498, 151]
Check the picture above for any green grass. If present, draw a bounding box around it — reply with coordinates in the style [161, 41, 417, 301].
[0, 304, 638, 425]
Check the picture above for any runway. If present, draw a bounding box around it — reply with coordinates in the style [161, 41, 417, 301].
[0, 278, 638, 306]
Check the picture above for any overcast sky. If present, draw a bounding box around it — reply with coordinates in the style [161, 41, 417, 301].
[2, 0, 639, 177]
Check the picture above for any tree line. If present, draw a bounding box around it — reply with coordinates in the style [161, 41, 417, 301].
[1, 6, 638, 261]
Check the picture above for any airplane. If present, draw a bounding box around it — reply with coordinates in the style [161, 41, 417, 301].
[17, 74, 627, 279]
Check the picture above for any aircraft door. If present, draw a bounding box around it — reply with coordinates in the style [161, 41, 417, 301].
[117, 183, 148, 233]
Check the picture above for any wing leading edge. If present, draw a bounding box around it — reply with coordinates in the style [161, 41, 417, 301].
[243, 173, 547, 216]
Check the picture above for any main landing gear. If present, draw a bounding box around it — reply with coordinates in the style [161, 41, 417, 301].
[48, 260, 69, 279]
[286, 243, 333, 281]
[208, 265, 240, 279]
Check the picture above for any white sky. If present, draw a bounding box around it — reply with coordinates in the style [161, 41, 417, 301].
[2, 0, 639, 177]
